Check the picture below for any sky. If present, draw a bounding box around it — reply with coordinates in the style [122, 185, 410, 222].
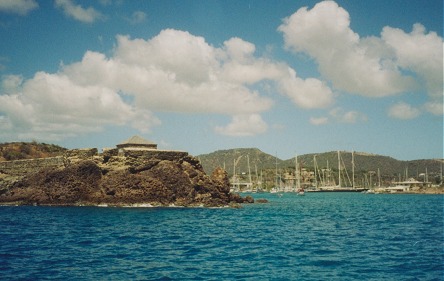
[0, 0, 442, 161]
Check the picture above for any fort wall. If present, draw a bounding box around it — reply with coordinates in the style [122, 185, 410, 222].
[0, 148, 188, 176]
[123, 150, 188, 161]
[0, 156, 67, 176]
[64, 148, 98, 159]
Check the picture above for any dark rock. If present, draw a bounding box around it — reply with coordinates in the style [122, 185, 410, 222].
[229, 193, 244, 203]
[0, 155, 250, 207]
[256, 199, 269, 203]
[2, 160, 101, 205]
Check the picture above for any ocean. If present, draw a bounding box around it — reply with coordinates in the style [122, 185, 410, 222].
[0, 193, 443, 280]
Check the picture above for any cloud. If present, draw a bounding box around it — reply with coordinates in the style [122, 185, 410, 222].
[1, 29, 332, 141]
[67, 29, 332, 112]
[310, 117, 329, 125]
[65, 32, 274, 115]
[220, 37, 334, 109]
[382, 23, 443, 114]
[0, 72, 150, 141]
[329, 108, 367, 123]
[127, 10, 147, 24]
[423, 101, 443, 116]
[1, 74, 23, 92]
[0, 0, 38, 15]
[388, 102, 421, 120]
[55, 0, 104, 23]
[214, 114, 268, 136]
[278, 68, 334, 109]
[278, 1, 424, 97]
[310, 107, 367, 125]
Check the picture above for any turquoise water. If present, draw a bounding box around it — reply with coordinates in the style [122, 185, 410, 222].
[1, 193, 443, 280]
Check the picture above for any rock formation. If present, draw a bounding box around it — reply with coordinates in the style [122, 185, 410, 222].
[0, 152, 253, 207]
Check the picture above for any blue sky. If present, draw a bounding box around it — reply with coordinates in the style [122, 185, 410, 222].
[0, 0, 442, 161]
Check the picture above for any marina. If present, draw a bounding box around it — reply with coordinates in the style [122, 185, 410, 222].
[227, 150, 443, 194]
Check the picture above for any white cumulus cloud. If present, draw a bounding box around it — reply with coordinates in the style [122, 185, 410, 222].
[382, 23, 444, 115]
[278, 68, 334, 109]
[382, 24, 443, 98]
[309, 107, 367, 125]
[1, 74, 23, 92]
[214, 114, 268, 136]
[278, 0, 443, 117]
[0, 71, 148, 141]
[0, 29, 332, 141]
[220, 38, 334, 109]
[310, 117, 329, 126]
[278, 1, 416, 97]
[423, 101, 443, 116]
[388, 102, 421, 120]
[64, 32, 273, 115]
[329, 108, 367, 123]
[55, 0, 104, 23]
[0, 0, 38, 15]
[278, 1, 444, 119]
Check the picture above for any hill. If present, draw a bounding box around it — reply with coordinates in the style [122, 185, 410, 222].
[197, 148, 283, 176]
[0, 142, 67, 161]
[198, 148, 444, 186]
[283, 151, 443, 178]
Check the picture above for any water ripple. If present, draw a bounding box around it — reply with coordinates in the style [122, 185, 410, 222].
[0, 193, 443, 280]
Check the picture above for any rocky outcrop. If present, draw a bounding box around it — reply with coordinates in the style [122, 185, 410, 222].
[0, 153, 253, 207]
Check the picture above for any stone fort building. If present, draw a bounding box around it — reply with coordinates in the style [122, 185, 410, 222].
[0, 136, 187, 176]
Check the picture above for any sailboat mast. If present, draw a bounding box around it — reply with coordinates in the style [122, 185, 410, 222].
[425, 167, 428, 183]
[337, 151, 341, 187]
[233, 155, 243, 191]
[352, 151, 355, 189]
[275, 153, 278, 191]
[295, 154, 301, 190]
[313, 155, 318, 188]
[326, 160, 329, 185]
[255, 164, 258, 192]
[260, 170, 263, 190]
[378, 168, 381, 187]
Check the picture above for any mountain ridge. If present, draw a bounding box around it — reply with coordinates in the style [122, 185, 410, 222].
[197, 148, 443, 184]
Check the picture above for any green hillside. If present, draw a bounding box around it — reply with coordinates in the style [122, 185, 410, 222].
[197, 148, 282, 176]
[198, 148, 444, 187]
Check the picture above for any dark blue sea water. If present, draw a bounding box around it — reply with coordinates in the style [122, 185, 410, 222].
[1, 193, 443, 280]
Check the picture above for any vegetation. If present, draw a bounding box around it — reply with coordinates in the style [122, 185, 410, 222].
[198, 148, 444, 188]
[0, 142, 67, 161]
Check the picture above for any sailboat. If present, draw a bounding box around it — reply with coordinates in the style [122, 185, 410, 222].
[313, 155, 337, 191]
[314, 151, 367, 192]
[271, 153, 285, 196]
[295, 154, 304, 195]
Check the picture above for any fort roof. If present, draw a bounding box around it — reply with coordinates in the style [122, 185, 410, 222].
[118, 135, 155, 145]
[116, 135, 157, 150]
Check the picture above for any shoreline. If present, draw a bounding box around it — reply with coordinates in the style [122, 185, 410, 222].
[0, 201, 242, 208]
